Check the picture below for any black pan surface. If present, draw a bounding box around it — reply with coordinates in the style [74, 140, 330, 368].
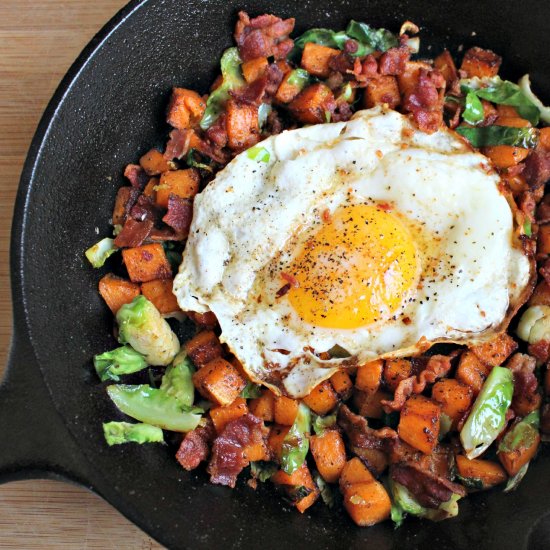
[2, 1, 550, 548]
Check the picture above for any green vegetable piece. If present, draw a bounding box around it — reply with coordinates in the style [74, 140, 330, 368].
[327, 344, 351, 358]
[281, 402, 311, 474]
[286, 68, 312, 89]
[337, 82, 354, 104]
[103, 421, 164, 446]
[314, 473, 335, 508]
[524, 219, 532, 238]
[200, 47, 244, 130]
[240, 381, 262, 399]
[456, 125, 539, 148]
[250, 461, 278, 482]
[463, 91, 484, 125]
[186, 148, 213, 173]
[246, 145, 270, 163]
[85, 237, 117, 268]
[390, 502, 405, 528]
[107, 384, 202, 432]
[258, 103, 272, 129]
[460, 366, 514, 459]
[160, 351, 195, 407]
[116, 296, 180, 366]
[94, 345, 148, 382]
[518, 74, 550, 124]
[460, 76, 540, 125]
[287, 485, 313, 502]
[498, 410, 540, 454]
[456, 474, 485, 491]
[312, 412, 337, 436]
[503, 462, 529, 493]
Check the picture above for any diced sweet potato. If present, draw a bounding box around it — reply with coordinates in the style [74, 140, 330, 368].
[249, 388, 275, 422]
[363, 75, 400, 109]
[166, 87, 206, 129]
[456, 351, 491, 394]
[112, 187, 132, 226]
[397, 61, 431, 97]
[432, 378, 473, 429]
[209, 397, 248, 434]
[243, 440, 269, 462]
[273, 395, 299, 426]
[539, 127, 550, 150]
[156, 169, 200, 208]
[496, 104, 519, 118]
[330, 370, 353, 400]
[98, 273, 140, 314]
[353, 389, 391, 419]
[267, 424, 290, 461]
[460, 47, 502, 78]
[275, 59, 292, 75]
[186, 310, 218, 329]
[498, 430, 540, 476]
[357, 448, 389, 477]
[184, 330, 223, 368]
[192, 357, 247, 406]
[122, 243, 172, 283]
[383, 358, 413, 392]
[288, 83, 335, 124]
[275, 72, 303, 104]
[139, 148, 171, 175]
[140, 278, 180, 315]
[142, 177, 158, 200]
[529, 281, 550, 307]
[433, 50, 457, 87]
[470, 333, 518, 366]
[482, 145, 529, 169]
[356, 359, 383, 393]
[310, 430, 347, 483]
[300, 42, 339, 78]
[226, 99, 259, 150]
[398, 395, 441, 455]
[271, 463, 319, 513]
[241, 57, 268, 84]
[302, 380, 339, 415]
[339, 457, 375, 490]
[455, 455, 507, 489]
[538, 224, 550, 255]
[343, 481, 391, 526]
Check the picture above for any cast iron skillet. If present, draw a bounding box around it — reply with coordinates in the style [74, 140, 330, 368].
[2, 0, 550, 548]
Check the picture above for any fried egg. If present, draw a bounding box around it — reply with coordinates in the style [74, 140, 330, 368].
[174, 107, 533, 397]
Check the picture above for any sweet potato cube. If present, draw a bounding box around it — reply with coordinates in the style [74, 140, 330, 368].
[288, 83, 335, 124]
[184, 330, 223, 368]
[330, 370, 353, 400]
[343, 481, 391, 526]
[166, 87, 206, 129]
[383, 358, 413, 392]
[339, 457, 375, 490]
[538, 224, 550, 255]
[112, 187, 133, 226]
[455, 455, 507, 489]
[271, 463, 319, 513]
[226, 99, 259, 150]
[249, 388, 275, 422]
[398, 395, 441, 455]
[268, 424, 290, 461]
[122, 243, 172, 283]
[142, 177, 158, 200]
[460, 47, 502, 78]
[243, 440, 269, 462]
[353, 389, 391, 419]
[139, 148, 171, 176]
[192, 357, 247, 406]
[241, 57, 268, 84]
[482, 145, 529, 169]
[275, 72, 303, 104]
[434, 49, 457, 86]
[273, 395, 299, 426]
[209, 397, 248, 434]
[310, 430, 347, 483]
[432, 378, 473, 429]
[456, 351, 492, 394]
[302, 380, 339, 415]
[141, 278, 181, 315]
[300, 42, 339, 78]
[356, 359, 383, 393]
[155, 168, 200, 208]
[98, 273, 140, 314]
[498, 430, 540, 477]
[363, 75, 400, 109]
[470, 333, 518, 366]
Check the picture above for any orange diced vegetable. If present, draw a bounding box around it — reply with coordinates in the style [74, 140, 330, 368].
[241, 57, 268, 83]
[310, 429, 347, 483]
[356, 359, 383, 393]
[267, 424, 290, 461]
[226, 99, 259, 150]
[184, 330, 223, 368]
[302, 380, 339, 415]
[482, 145, 529, 169]
[339, 457, 375, 490]
[112, 187, 132, 226]
[356, 448, 389, 477]
[498, 428, 540, 477]
[496, 104, 519, 118]
[275, 72, 303, 104]
[363, 75, 400, 109]
[455, 455, 507, 489]
[460, 47, 502, 78]
[398, 395, 441, 455]
[273, 395, 299, 426]
[354, 389, 391, 419]
[249, 388, 275, 422]
[343, 481, 391, 526]
[122, 243, 172, 283]
[192, 357, 247, 406]
[383, 358, 413, 392]
[155, 168, 200, 208]
[139, 148, 171, 175]
[271, 463, 319, 513]
[539, 127, 550, 150]
[456, 351, 491, 394]
[243, 440, 269, 462]
[300, 42, 339, 78]
[432, 378, 473, 429]
[141, 278, 181, 315]
[330, 370, 353, 400]
[288, 83, 335, 124]
[142, 177, 158, 199]
[538, 224, 550, 255]
[166, 87, 206, 129]
[496, 116, 531, 128]
[470, 333, 518, 366]
[98, 273, 140, 314]
[433, 50, 457, 86]
[209, 397, 248, 434]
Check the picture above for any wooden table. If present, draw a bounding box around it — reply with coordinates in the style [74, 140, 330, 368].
[0, 2, 162, 547]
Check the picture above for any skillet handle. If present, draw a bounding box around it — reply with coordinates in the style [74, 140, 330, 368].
[0, 332, 93, 485]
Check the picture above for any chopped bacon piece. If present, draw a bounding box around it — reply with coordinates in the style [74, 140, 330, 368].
[351, 55, 378, 83]
[528, 340, 550, 363]
[539, 258, 550, 286]
[205, 113, 229, 148]
[207, 414, 267, 487]
[186, 310, 218, 329]
[403, 68, 445, 134]
[230, 64, 284, 106]
[378, 46, 410, 76]
[329, 52, 354, 74]
[234, 11, 295, 62]
[164, 129, 192, 161]
[537, 194, 550, 224]
[113, 218, 154, 248]
[506, 353, 539, 413]
[176, 420, 215, 471]
[129, 194, 161, 225]
[162, 195, 193, 238]
[124, 164, 149, 190]
[524, 148, 550, 190]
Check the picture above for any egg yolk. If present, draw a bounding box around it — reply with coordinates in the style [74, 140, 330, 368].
[287, 204, 419, 329]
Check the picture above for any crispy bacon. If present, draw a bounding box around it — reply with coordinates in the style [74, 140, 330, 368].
[403, 68, 445, 134]
[162, 195, 193, 238]
[382, 355, 453, 412]
[378, 46, 410, 76]
[207, 414, 267, 487]
[329, 52, 354, 74]
[507, 353, 539, 410]
[113, 218, 154, 248]
[528, 340, 550, 363]
[205, 114, 228, 149]
[524, 148, 550, 190]
[350, 55, 378, 83]
[124, 164, 149, 190]
[537, 194, 550, 224]
[164, 128, 192, 160]
[176, 420, 215, 471]
[234, 11, 295, 62]
[130, 194, 161, 223]
[186, 310, 219, 329]
[539, 258, 550, 286]
[519, 190, 536, 221]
